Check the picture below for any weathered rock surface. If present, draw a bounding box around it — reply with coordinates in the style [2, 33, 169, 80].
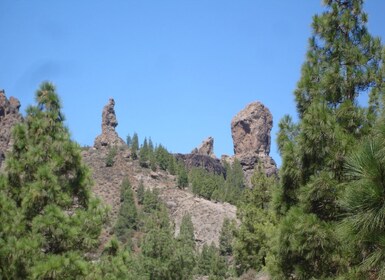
[191, 137, 215, 158]
[0, 90, 22, 168]
[161, 188, 237, 247]
[82, 147, 236, 248]
[175, 153, 225, 176]
[231, 101, 277, 183]
[94, 98, 126, 149]
[232, 101, 272, 156]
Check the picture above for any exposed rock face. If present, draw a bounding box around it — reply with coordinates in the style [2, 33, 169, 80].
[94, 98, 126, 149]
[231, 101, 277, 183]
[191, 136, 215, 158]
[175, 153, 225, 176]
[82, 147, 236, 249]
[0, 90, 22, 168]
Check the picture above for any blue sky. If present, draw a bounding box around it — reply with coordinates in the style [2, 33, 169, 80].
[1, 1, 385, 166]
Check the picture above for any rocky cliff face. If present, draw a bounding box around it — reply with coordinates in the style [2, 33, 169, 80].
[82, 148, 236, 248]
[0, 90, 22, 168]
[230, 101, 277, 183]
[94, 98, 126, 149]
[175, 153, 225, 175]
[177, 136, 225, 175]
[191, 137, 215, 158]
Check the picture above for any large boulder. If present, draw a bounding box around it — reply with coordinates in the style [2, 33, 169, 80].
[0, 90, 23, 167]
[230, 101, 277, 183]
[191, 136, 215, 158]
[94, 98, 126, 149]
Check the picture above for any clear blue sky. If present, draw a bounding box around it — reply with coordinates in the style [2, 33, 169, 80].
[1, 1, 385, 166]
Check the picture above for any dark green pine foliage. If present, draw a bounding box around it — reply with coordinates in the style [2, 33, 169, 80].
[174, 214, 196, 279]
[126, 134, 132, 148]
[338, 123, 385, 279]
[177, 161, 189, 189]
[189, 168, 225, 200]
[219, 218, 236, 257]
[131, 133, 139, 160]
[140, 193, 196, 280]
[155, 144, 170, 171]
[140, 204, 175, 279]
[220, 159, 245, 205]
[196, 243, 227, 279]
[139, 137, 150, 168]
[114, 178, 138, 244]
[234, 168, 276, 275]
[271, 1, 383, 279]
[0, 82, 106, 279]
[137, 180, 145, 205]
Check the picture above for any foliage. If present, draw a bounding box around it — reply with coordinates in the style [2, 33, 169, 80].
[338, 125, 385, 279]
[176, 161, 189, 189]
[131, 133, 139, 160]
[114, 178, 138, 244]
[270, 0, 384, 278]
[126, 134, 132, 148]
[139, 137, 150, 168]
[218, 159, 245, 205]
[137, 180, 145, 205]
[0, 82, 106, 279]
[105, 146, 117, 167]
[189, 168, 225, 200]
[219, 218, 236, 257]
[196, 243, 227, 279]
[234, 168, 276, 275]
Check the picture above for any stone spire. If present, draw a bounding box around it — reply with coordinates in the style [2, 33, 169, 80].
[230, 101, 277, 183]
[94, 98, 126, 149]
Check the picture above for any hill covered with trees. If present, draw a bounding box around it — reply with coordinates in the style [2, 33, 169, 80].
[1, 0, 385, 279]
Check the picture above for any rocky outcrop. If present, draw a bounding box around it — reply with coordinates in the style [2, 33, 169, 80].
[175, 153, 225, 176]
[94, 98, 126, 149]
[231, 101, 277, 183]
[82, 147, 236, 249]
[191, 136, 215, 158]
[0, 90, 22, 168]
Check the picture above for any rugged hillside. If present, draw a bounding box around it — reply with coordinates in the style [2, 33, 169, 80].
[84, 98, 237, 248]
[82, 146, 237, 248]
[1, 92, 276, 252]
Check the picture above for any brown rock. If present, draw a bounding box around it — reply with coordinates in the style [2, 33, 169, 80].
[175, 153, 225, 176]
[231, 102, 272, 156]
[94, 98, 126, 149]
[191, 136, 215, 158]
[0, 90, 23, 168]
[231, 101, 277, 183]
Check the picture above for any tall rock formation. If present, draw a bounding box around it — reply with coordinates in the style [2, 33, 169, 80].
[231, 101, 277, 183]
[0, 90, 22, 167]
[191, 136, 215, 158]
[176, 137, 225, 175]
[94, 98, 126, 149]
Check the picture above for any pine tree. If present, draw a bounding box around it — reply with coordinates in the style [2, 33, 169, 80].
[174, 214, 196, 279]
[126, 134, 132, 148]
[177, 162, 189, 189]
[139, 137, 150, 168]
[338, 123, 385, 279]
[271, 1, 383, 278]
[221, 159, 245, 205]
[131, 133, 139, 160]
[178, 213, 195, 250]
[219, 218, 236, 257]
[114, 178, 138, 244]
[0, 82, 106, 279]
[137, 180, 145, 205]
[234, 168, 276, 275]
